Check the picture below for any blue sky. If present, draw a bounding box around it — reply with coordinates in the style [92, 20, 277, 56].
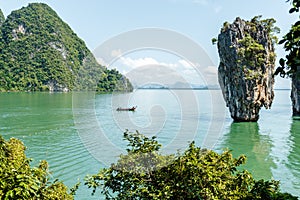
[1, 0, 298, 88]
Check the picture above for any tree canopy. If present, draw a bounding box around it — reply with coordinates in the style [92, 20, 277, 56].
[85, 131, 297, 200]
[275, 0, 300, 78]
[97, 68, 133, 93]
[0, 135, 74, 199]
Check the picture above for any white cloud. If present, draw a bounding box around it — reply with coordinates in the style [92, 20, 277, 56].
[178, 59, 194, 69]
[111, 49, 122, 57]
[204, 66, 217, 75]
[111, 56, 218, 86]
[120, 57, 177, 69]
[203, 65, 218, 85]
[125, 65, 184, 86]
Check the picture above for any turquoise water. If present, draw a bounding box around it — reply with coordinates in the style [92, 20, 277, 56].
[0, 89, 299, 198]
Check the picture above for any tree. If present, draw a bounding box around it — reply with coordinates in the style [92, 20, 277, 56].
[0, 135, 74, 199]
[97, 68, 133, 93]
[85, 131, 297, 199]
[275, 0, 300, 116]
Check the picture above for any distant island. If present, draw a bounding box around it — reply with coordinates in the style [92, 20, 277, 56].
[0, 3, 133, 92]
[136, 83, 219, 90]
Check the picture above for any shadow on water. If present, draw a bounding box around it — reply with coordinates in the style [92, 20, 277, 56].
[217, 122, 275, 180]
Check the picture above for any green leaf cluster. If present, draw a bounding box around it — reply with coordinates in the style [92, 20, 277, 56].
[276, 0, 300, 79]
[236, 16, 279, 80]
[85, 131, 297, 200]
[249, 16, 280, 44]
[0, 3, 132, 92]
[221, 21, 231, 32]
[97, 69, 133, 93]
[216, 16, 279, 81]
[237, 33, 265, 71]
[0, 135, 74, 199]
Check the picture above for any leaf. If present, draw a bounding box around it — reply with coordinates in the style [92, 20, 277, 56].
[289, 7, 297, 13]
[211, 38, 218, 45]
[274, 67, 283, 76]
[295, 21, 300, 27]
[279, 58, 286, 67]
[280, 71, 286, 78]
[278, 39, 286, 45]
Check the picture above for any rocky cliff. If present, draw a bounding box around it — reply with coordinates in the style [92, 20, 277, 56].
[217, 17, 277, 122]
[0, 9, 4, 26]
[291, 69, 300, 117]
[0, 3, 132, 92]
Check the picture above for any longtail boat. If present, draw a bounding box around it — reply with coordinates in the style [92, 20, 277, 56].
[116, 106, 137, 111]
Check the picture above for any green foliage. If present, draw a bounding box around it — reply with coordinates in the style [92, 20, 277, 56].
[0, 135, 74, 199]
[221, 21, 231, 32]
[0, 3, 132, 92]
[97, 69, 133, 93]
[211, 37, 218, 45]
[85, 131, 173, 199]
[85, 131, 297, 200]
[276, 0, 300, 79]
[243, 66, 263, 80]
[250, 15, 280, 44]
[235, 16, 279, 80]
[0, 3, 90, 91]
[288, 0, 300, 13]
[215, 16, 279, 81]
[237, 33, 265, 67]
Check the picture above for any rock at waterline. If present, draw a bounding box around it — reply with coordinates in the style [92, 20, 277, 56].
[217, 17, 277, 122]
[292, 70, 300, 117]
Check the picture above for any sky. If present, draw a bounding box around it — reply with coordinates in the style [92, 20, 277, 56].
[0, 0, 298, 88]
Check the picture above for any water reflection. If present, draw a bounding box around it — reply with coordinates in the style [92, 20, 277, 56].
[287, 119, 300, 193]
[217, 122, 274, 180]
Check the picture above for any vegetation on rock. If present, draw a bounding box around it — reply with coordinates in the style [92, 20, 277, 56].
[0, 135, 74, 199]
[0, 3, 132, 92]
[85, 131, 297, 199]
[97, 68, 133, 93]
[276, 0, 300, 78]
[275, 0, 300, 116]
[236, 16, 279, 80]
[216, 16, 278, 122]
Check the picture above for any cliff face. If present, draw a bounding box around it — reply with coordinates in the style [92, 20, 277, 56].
[0, 9, 4, 26]
[0, 3, 132, 92]
[292, 69, 300, 117]
[0, 3, 98, 91]
[217, 17, 276, 122]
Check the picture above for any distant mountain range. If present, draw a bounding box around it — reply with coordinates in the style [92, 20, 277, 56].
[136, 82, 220, 89]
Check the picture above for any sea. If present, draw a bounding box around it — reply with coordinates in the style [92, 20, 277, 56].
[0, 89, 299, 199]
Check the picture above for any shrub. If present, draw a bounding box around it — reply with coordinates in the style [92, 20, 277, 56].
[85, 131, 297, 200]
[0, 136, 74, 200]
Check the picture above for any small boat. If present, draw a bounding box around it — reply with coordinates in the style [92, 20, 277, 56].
[116, 106, 137, 111]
